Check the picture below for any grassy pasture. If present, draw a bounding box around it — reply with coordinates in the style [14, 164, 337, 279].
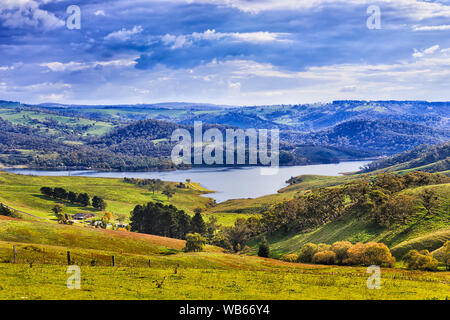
[0, 261, 448, 300]
[0, 171, 214, 221]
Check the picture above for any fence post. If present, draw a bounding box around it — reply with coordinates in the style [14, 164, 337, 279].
[67, 251, 71, 265]
[112, 255, 115, 267]
[148, 259, 151, 268]
[13, 245, 17, 264]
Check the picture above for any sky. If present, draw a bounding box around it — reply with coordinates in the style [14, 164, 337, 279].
[1, 0, 450, 106]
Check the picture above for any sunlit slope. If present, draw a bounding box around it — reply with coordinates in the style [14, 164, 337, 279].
[262, 184, 450, 258]
[0, 171, 213, 220]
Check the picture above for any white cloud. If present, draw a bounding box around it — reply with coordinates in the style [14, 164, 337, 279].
[40, 58, 138, 72]
[104, 25, 143, 41]
[162, 34, 192, 49]
[0, 0, 65, 30]
[161, 29, 292, 49]
[183, 0, 450, 20]
[413, 45, 440, 58]
[192, 29, 292, 43]
[413, 25, 450, 31]
[94, 10, 105, 16]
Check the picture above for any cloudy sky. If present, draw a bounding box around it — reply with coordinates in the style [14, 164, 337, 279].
[1, 0, 450, 105]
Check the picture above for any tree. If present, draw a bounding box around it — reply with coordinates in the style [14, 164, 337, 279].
[53, 187, 68, 200]
[191, 212, 207, 235]
[206, 215, 218, 242]
[92, 196, 107, 210]
[154, 179, 163, 193]
[312, 251, 336, 265]
[0, 203, 14, 217]
[77, 193, 90, 207]
[420, 189, 439, 220]
[52, 204, 63, 215]
[183, 233, 206, 252]
[331, 241, 353, 264]
[67, 191, 77, 203]
[298, 243, 318, 263]
[258, 237, 270, 258]
[162, 186, 175, 200]
[130, 202, 191, 239]
[40, 187, 53, 198]
[223, 218, 251, 251]
[52, 204, 71, 224]
[403, 249, 439, 271]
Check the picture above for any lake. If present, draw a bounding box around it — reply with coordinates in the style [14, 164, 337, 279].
[8, 161, 370, 203]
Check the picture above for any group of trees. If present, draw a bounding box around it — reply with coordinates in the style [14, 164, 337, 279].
[40, 187, 106, 210]
[281, 241, 396, 267]
[262, 172, 449, 234]
[123, 178, 176, 200]
[129, 203, 209, 240]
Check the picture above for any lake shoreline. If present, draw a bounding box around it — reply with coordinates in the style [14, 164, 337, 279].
[5, 161, 371, 203]
[2, 157, 378, 174]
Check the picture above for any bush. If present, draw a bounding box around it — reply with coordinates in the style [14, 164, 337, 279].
[183, 233, 206, 252]
[312, 250, 336, 265]
[317, 243, 331, 252]
[0, 203, 14, 217]
[362, 242, 395, 267]
[331, 241, 353, 264]
[298, 243, 318, 263]
[403, 249, 439, 271]
[258, 238, 270, 258]
[344, 242, 366, 265]
[344, 242, 395, 267]
[442, 241, 450, 270]
[280, 254, 299, 262]
[432, 241, 450, 270]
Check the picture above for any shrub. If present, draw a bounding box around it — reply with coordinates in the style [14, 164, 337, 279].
[403, 249, 439, 271]
[183, 233, 206, 252]
[298, 243, 318, 263]
[344, 242, 366, 265]
[0, 203, 14, 217]
[312, 250, 336, 265]
[331, 241, 353, 264]
[280, 254, 299, 262]
[258, 238, 270, 258]
[317, 243, 331, 252]
[362, 242, 395, 267]
[433, 241, 450, 270]
[443, 241, 450, 270]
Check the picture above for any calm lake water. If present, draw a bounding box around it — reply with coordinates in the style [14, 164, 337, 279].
[8, 161, 370, 203]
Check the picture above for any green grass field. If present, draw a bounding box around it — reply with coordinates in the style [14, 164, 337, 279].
[0, 218, 448, 300]
[1, 256, 449, 299]
[0, 108, 114, 137]
[0, 171, 214, 221]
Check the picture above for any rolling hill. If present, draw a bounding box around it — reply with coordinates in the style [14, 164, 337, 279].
[361, 141, 450, 174]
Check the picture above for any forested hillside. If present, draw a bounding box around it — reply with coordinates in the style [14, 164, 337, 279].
[361, 142, 450, 173]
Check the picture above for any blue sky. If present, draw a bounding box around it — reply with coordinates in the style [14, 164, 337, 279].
[1, 0, 450, 105]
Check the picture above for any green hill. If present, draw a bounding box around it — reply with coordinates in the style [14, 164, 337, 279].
[362, 141, 450, 173]
[259, 183, 450, 259]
